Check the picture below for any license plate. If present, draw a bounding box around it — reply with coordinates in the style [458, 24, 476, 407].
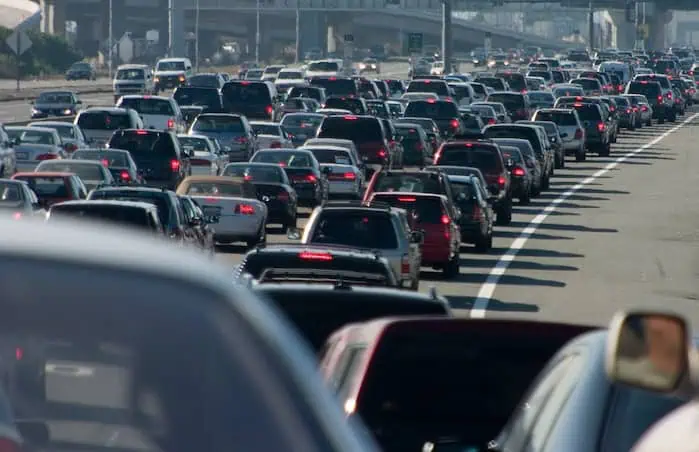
[15, 152, 27, 160]
[203, 206, 221, 216]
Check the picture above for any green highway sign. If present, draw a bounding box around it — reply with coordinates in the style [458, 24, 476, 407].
[408, 33, 423, 53]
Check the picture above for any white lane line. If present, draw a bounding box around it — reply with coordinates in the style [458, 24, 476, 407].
[469, 113, 699, 318]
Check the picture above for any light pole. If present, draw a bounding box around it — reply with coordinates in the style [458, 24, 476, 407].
[195, 0, 200, 71]
[295, 1, 300, 64]
[441, 0, 452, 74]
[108, 0, 113, 78]
[255, 0, 260, 64]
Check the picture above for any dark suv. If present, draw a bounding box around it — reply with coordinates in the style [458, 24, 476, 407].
[107, 129, 191, 190]
[433, 140, 513, 225]
[625, 81, 666, 123]
[486, 92, 531, 121]
[221, 80, 279, 121]
[317, 115, 391, 167]
[403, 100, 464, 137]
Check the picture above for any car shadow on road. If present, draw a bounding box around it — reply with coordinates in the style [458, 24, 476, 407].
[442, 272, 566, 288]
[519, 200, 600, 210]
[546, 187, 630, 195]
[493, 230, 575, 240]
[446, 295, 539, 313]
[489, 247, 585, 259]
[512, 207, 581, 216]
[215, 244, 248, 254]
[536, 193, 610, 202]
[460, 257, 578, 272]
[550, 173, 612, 179]
[506, 221, 618, 234]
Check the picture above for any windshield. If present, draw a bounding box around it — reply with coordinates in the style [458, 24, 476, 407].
[116, 69, 144, 80]
[39, 162, 105, 182]
[77, 112, 131, 130]
[36, 93, 73, 104]
[192, 116, 244, 133]
[308, 61, 339, 72]
[185, 182, 245, 197]
[252, 151, 313, 167]
[222, 164, 284, 183]
[157, 61, 186, 71]
[310, 211, 398, 249]
[118, 98, 174, 116]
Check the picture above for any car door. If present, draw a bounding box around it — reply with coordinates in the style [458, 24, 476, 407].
[189, 197, 214, 250]
[397, 211, 421, 279]
[176, 195, 199, 246]
[180, 196, 207, 249]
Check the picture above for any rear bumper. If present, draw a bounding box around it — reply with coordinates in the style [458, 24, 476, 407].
[212, 216, 261, 237]
[421, 243, 451, 265]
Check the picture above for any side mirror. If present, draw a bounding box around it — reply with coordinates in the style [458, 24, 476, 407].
[189, 217, 203, 226]
[410, 230, 424, 244]
[321, 166, 331, 175]
[505, 158, 514, 169]
[606, 310, 690, 393]
[205, 215, 219, 224]
[287, 228, 303, 240]
[16, 420, 50, 446]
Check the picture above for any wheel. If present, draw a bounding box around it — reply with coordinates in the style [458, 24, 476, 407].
[474, 233, 492, 253]
[409, 278, 419, 291]
[495, 197, 512, 225]
[542, 174, 550, 190]
[575, 148, 586, 162]
[555, 155, 563, 169]
[519, 188, 530, 205]
[669, 111, 677, 122]
[442, 253, 460, 279]
[559, 155, 565, 168]
[658, 115, 665, 124]
[599, 143, 611, 157]
[611, 132, 617, 143]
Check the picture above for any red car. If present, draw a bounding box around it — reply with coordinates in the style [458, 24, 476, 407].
[369, 192, 460, 278]
[12, 172, 86, 208]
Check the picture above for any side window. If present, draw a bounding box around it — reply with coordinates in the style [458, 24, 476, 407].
[174, 196, 187, 223]
[330, 346, 367, 401]
[190, 199, 204, 219]
[180, 198, 195, 221]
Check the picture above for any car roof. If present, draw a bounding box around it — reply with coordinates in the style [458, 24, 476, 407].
[44, 159, 104, 166]
[92, 186, 172, 194]
[28, 121, 75, 127]
[371, 191, 446, 201]
[52, 199, 157, 210]
[80, 107, 130, 114]
[247, 244, 383, 259]
[14, 171, 73, 177]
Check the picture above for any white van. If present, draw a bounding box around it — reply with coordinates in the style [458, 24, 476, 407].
[305, 59, 344, 78]
[113, 64, 154, 103]
[115, 95, 186, 133]
[599, 61, 634, 84]
[154, 57, 193, 93]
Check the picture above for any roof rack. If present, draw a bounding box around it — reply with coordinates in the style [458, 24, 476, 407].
[321, 200, 393, 211]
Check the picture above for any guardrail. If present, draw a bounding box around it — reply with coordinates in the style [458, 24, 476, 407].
[6, 115, 77, 127]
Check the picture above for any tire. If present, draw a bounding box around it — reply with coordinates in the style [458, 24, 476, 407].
[496, 197, 512, 226]
[474, 233, 492, 253]
[646, 118, 652, 126]
[281, 212, 297, 234]
[611, 132, 617, 144]
[599, 143, 611, 157]
[442, 253, 460, 279]
[669, 111, 677, 122]
[575, 148, 586, 162]
[658, 115, 665, 124]
[555, 155, 563, 169]
[519, 188, 530, 205]
[559, 155, 565, 168]
[542, 174, 550, 190]
[409, 278, 420, 291]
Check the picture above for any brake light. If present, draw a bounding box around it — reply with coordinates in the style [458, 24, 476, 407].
[441, 214, 450, 225]
[101, 159, 109, 167]
[521, 89, 527, 94]
[401, 254, 410, 274]
[170, 159, 180, 171]
[641, 81, 648, 84]
[36, 153, 58, 160]
[657, 95, 663, 102]
[512, 166, 525, 177]
[277, 191, 289, 201]
[270, 141, 282, 148]
[306, 174, 317, 183]
[618, 85, 623, 91]
[427, 98, 436, 103]
[244, 174, 253, 181]
[65, 143, 77, 152]
[265, 105, 273, 116]
[609, 106, 615, 112]
[626, 108, 632, 114]
[329, 76, 337, 81]
[344, 115, 358, 120]
[120, 171, 130, 180]
[667, 92, 672, 99]
[488, 118, 496, 125]
[597, 122, 605, 132]
[235, 136, 248, 144]
[240, 81, 251, 85]
[575, 96, 583, 100]
[299, 251, 333, 261]
[343, 172, 356, 180]
[135, 130, 148, 135]
[0, 438, 20, 452]
[398, 196, 416, 202]
[497, 175, 506, 188]
[450, 119, 459, 129]
[15, 348, 22, 360]
[12, 212, 21, 220]
[167, 118, 175, 129]
[378, 149, 387, 158]
[472, 205, 482, 220]
[641, 105, 648, 111]
[235, 204, 256, 215]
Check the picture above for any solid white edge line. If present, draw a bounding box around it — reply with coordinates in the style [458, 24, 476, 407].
[468, 112, 699, 319]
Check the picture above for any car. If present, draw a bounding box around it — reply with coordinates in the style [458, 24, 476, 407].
[221, 80, 280, 121]
[368, 192, 461, 278]
[521, 120, 566, 169]
[87, 186, 199, 246]
[221, 162, 298, 231]
[405, 79, 452, 100]
[394, 117, 442, 152]
[424, 165, 489, 190]
[0, 178, 45, 220]
[235, 245, 399, 288]
[287, 85, 327, 105]
[279, 113, 325, 147]
[249, 121, 294, 150]
[624, 94, 653, 127]
[188, 113, 258, 162]
[362, 169, 458, 215]
[177, 194, 217, 254]
[251, 284, 451, 352]
[299, 146, 365, 199]
[172, 86, 225, 115]
[116, 95, 186, 133]
[297, 200, 422, 290]
[12, 172, 87, 208]
[633, 74, 676, 122]
[385, 100, 404, 118]
[527, 90, 556, 110]
[432, 140, 512, 225]
[321, 317, 593, 452]
[177, 134, 223, 176]
[556, 103, 611, 156]
[29, 91, 82, 119]
[74, 107, 144, 148]
[71, 148, 143, 185]
[447, 174, 494, 252]
[176, 176, 266, 249]
[393, 124, 431, 168]
[186, 73, 226, 89]
[598, 97, 620, 143]
[552, 83, 585, 98]
[359, 58, 380, 74]
[499, 146, 533, 204]
[35, 159, 115, 192]
[486, 92, 532, 122]
[107, 129, 191, 190]
[466, 104, 498, 126]
[0, 215, 380, 452]
[27, 121, 88, 154]
[324, 96, 368, 115]
[250, 149, 329, 207]
[611, 95, 639, 130]
[530, 108, 586, 162]
[5, 126, 66, 172]
[571, 77, 603, 96]
[489, 137, 544, 194]
[403, 100, 464, 138]
[316, 115, 392, 168]
[474, 76, 509, 92]
[47, 199, 164, 235]
[65, 61, 96, 80]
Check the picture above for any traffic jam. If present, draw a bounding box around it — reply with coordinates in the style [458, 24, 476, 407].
[2, 47, 698, 451]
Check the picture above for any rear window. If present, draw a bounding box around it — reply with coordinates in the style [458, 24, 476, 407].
[308, 61, 339, 72]
[108, 131, 177, 160]
[221, 82, 271, 103]
[572, 79, 601, 90]
[612, 97, 630, 107]
[37, 124, 75, 139]
[395, 127, 420, 139]
[496, 73, 526, 91]
[307, 149, 352, 165]
[438, 145, 500, 170]
[572, 105, 602, 121]
[222, 164, 284, 183]
[252, 151, 313, 167]
[374, 173, 442, 194]
[370, 195, 443, 224]
[184, 182, 245, 197]
[38, 162, 104, 182]
[406, 81, 449, 96]
[0, 182, 22, 206]
[191, 115, 244, 133]
[476, 78, 506, 90]
[119, 98, 175, 116]
[553, 87, 583, 97]
[281, 115, 324, 129]
[404, 101, 458, 119]
[16, 130, 56, 145]
[173, 87, 221, 108]
[325, 98, 365, 114]
[653, 61, 676, 74]
[449, 85, 471, 100]
[115, 69, 144, 80]
[528, 71, 551, 81]
[13, 176, 69, 198]
[88, 190, 170, 226]
[288, 87, 323, 101]
[487, 93, 525, 110]
[528, 92, 554, 102]
[251, 124, 280, 136]
[311, 211, 398, 249]
[50, 205, 151, 229]
[449, 179, 476, 199]
[77, 112, 131, 130]
[187, 75, 220, 88]
[72, 151, 129, 167]
[470, 84, 487, 96]
[627, 82, 661, 97]
[309, 78, 357, 97]
[318, 117, 383, 143]
[533, 111, 578, 126]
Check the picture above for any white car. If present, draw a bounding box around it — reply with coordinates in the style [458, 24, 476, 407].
[249, 121, 294, 149]
[261, 65, 285, 82]
[116, 95, 185, 133]
[275, 69, 306, 86]
[299, 145, 364, 199]
[305, 59, 343, 78]
[177, 134, 222, 175]
[176, 176, 268, 248]
[430, 61, 445, 75]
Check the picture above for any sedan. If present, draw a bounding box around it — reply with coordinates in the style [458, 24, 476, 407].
[279, 113, 325, 147]
[35, 159, 115, 191]
[177, 134, 223, 176]
[27, 121, 88, 154]
[249, 122, 294, 149]
[5, 127, 66, 172]
[71, 148, 142, 185]
[0, 178, 46, 220]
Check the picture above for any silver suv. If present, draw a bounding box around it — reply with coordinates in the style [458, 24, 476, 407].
[296, 201, 422, 290]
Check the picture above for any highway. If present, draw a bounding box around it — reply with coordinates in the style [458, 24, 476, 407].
[0, 78, 111, 91]
[19, 61, 699, 449]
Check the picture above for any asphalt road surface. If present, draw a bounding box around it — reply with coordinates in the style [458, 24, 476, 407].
[0, 78, 112, 91]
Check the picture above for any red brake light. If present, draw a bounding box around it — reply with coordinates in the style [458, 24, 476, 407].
[440, 214, 450, 225]
[240, 81, 251, 85]
[658, 95, 663, 102]
[299, 251, 333, 261]
[609, 106, 615, 112]
[306, 174, 317, 182]
[573, 103, 583, 107]
[488, 118, 496, 125]
[450, 119, 459, 129]
[343, 172, 356, 180]
[65, 143, 77, 152]
[344, 115, 358, 120]
[167, 118, 175, 129]
[101, 159, 109, 167]
[244, 174, 253, 181]
[170, 159, 180, 171]
[641, 81, 648, 84]
[597, 122, 605, 132]
[235, 136, 249, 144]
[398, 196, 416, 202]
[329, 76, 337, 81]
[618, 85, 624, 91]
[641, 105, 648, 111]
[666, 92, 672, 98]
[270, 141, 282, 148]
[136, 130, 148, 135]
[12, 212, 21, 220]
[36, 153, 58, 161]
[426, 98, 436, 103]
[236, 204, 256, 215]
[512, 167, 525, 177]
[15, 348, 22, 360]
[626, 108, 632, 113]
[575, 96, 583, 100]
[277, 191, 289, 201]
[497, 175, 506, 188]
[574, 129, 583, 139]
[378, 149, 387, 158]
[120, 171, 130, 180]
[265, 105, 273, 115]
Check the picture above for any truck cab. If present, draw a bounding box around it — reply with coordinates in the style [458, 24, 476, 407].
[112, 64, 154, 103]
[154, 57, 193, 93]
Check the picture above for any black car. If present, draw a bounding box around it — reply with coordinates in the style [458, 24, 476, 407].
[178, 194, 216, 255]
[221, 80, 279, 121]
[65, 62, 96, 81]
[47, 200, 164, 235]
[235, 245, 400, 289]
[625, 80, 669, 123]
[486, 92, 531, 122]
[324, 96, 368, 115]
[173, 87, 225, 114]
[221, 162, 298, 231]
[87, 186, 198, 246]
[447, 174, 494, 252]
[403, 100, 464, 138]
[30, 91, 83, 119]
[107, 129, 191, 190]
[71, 148, 143, 185]
[186, 73, 225, 90]
[250, 284, 451, 352]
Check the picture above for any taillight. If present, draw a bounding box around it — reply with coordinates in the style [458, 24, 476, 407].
[472, 205, 482, 220]
[441, 214, 450, 224]
[12, 212, 21, 220]
[441, 213, 450, 240]
[657, 95, 663, 103]
[235, 136, 249, 144]
[101, 159, 109, 167]
[0, 438, 21, 452]
[343, 172, 356, 180]
[265, 105, 274, 116]
[597, 122, 606, 132]
[15, 347, 22, 360]
[512, 166, 525, 177]
[626, 108, 632, 114]
[167, 118, 175, 129]
[235, 204, 256, 215]
[378, 149, 387, 158]
[65, 143, 77, 152]
[120, 171, 130, 180]
[574, 129, 583, 139]
[666, 92, 672, 99]
[401, 254, 410, 274]
[488, 118, 496, 125]
[270, 141, 282, 148]
[450, 119, 459, 129]
[497, 175, 506, 188]
[299, 251, 333, 261]
[170, 159, 180, 171]
[306, 174, 317, 183]
[617, 85, 623, 91]
[641, 105, 648, 111]
[36, 153, 58, 161]
[277, 191, 289, 201]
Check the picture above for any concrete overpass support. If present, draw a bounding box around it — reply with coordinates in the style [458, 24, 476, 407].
[647, 3, 672, 50]
[326, 14, 351, 56]
[299, 11, 324, 58]
[40, 0, 66, 37]
[170, 0, 186, 58]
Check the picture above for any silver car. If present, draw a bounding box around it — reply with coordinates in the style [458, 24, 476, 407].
[27, 121, 88, 154]
[177, 134, 222, 176]
[5, 127, 66, 172]
[35, 159, 115, 191]
[530, 108, 586, 162]
[299, 146, 364, 199]
[297, 203, 422, 290]
[249, 121, 294, 149]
